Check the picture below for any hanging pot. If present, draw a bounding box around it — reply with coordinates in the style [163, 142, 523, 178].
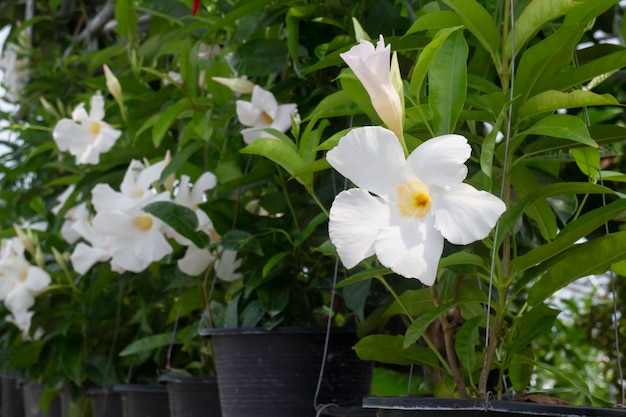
[200, 326, 373, 417]
[113, 384, 170, 417]
[2, 375, 25, 417]
[362, 396, 626, 417]
[86, 388, 124, 417]
[159, 375, 221, 417]
[21, 382, 62, 417]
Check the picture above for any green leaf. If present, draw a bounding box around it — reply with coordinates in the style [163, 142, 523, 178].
[554, 49, 626, 91]
[119, 333, 173, 356]
[354, 334, 441, 368]
[343, 279, 372, 321]
[262, 252, 289, 278]
[520, 114, 597, 147]
[409, 26, 463, 99]
[221, 230, 263, 256]
[406, 11, 464, 34]
[514, 25, 584, 105]
[528, 231, 626, 306]
[571, 147, 600, 177]
[511, 164, 558, 241]
[518, 90, 620, 119]
[303, 90, 361, 123]
[511, 304, 560, 353]
[240, 138, 309, 186]
[152, 98, 193, 148]
[114, 0, 138, 40]
[334, 266, 392, 289]
[404, 300, 464, 348]
[512, 199, 626, 273]
[455, 316, 482, 383]
[504, 0, 581, 59]
[439, 251, 486, 270]
[442, 0, 500, 66]
[233, 39, 288, 77]
[496, 182, 615, 248]
[564, 0, 619, 26]
[258, 284, 289, 318]
[143, 201, 210, 249]
[509, 352, 535, 393]
[429, 30, 468, 135]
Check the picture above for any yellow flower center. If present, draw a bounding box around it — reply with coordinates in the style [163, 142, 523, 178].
[133, 215, 153, 231]
[397, 179, 432, 218]
[19, 269, 28, 282]
[89, 120, 102, 136]
[132, 189, 145, 199]
[261, 111, 274, 125]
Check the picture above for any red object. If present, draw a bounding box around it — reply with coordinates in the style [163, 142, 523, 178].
[191, 0, 200, 15]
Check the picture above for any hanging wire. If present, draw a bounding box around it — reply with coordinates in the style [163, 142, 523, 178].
[483, 0, 516, 405]
[573, 48, 625, 406]
[166, 292, 183, 369]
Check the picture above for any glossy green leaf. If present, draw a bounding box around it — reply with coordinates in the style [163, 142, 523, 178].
[511, 304, 560, 353]
[334, 266, 392, 289]
[303, 90, 361, 123]
[409, 26, 462, 99]
[455, 316, 482, 382]
[439, 251, 486, 270]
[520, 114, 597, 147]
[152, 98, 193, 148]
[442, 0, 500, 66]
[383, 288, 434, 317]
[518, 90, 620, 119]
[115, 0, 138, 40]
[509, 352, 535, 393]
[514, 25, 584, 105]
[504, 0, 580, 59]
[571, 147, 600, 177]
[512, 199, 626, 273]
[143, 201, 210, 249]
[554, 49, 626, 91]
[404, 300, 463, 348]
[511, 164, 558, 241]
[241, 138, 308, 186]
[564, 0, 619, 25]
[262, 252, 289, 278]
[233, 39, 288, 77]
[429, 30, 468, 135]
[221, 230, 262, 256]
[406, 11, 464, 34]
[119, 333, 173, 356]
[258, 284, 289, 317]
[354, 334, 441, 368]
[528, 231, 626, 306]
[496, 182, 615, 247]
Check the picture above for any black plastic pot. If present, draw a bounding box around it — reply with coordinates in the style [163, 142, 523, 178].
[200, 326, 373, 417]
[86, 388, 124, 417]
[362, 396, 626, 416]
[1, 375, 25, 417]
[21, 382, 62, 417]
[159, 375, 221, 417]
[113, 384, 170, 417]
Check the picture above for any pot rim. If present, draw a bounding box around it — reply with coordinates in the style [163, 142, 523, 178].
[362, 396, 626, 416]
[157, 375, 218, 384]
[199, 325, 357, 337]
[112, 384, 167, 393]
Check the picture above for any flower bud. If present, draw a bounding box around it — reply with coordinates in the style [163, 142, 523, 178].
[211, 77, 255, 94]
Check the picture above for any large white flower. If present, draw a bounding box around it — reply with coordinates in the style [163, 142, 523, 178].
[91, 207, 172, 273]
[52, 92, 121, 165]
[327, 126, 506, 286]
[236, 85, 297, 144]
[70, 219, 117, 274]
[340, 35, 403, 138]
[52, 185, 90, 244]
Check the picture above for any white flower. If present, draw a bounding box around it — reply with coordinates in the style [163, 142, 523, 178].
[52, 185, 90, 244]
[173, 172, 217, 232]
[70, 219, 117, 274]
[214, 248, 242, 282]
[327, 126, 506, 286]
[5, 310, 34, 339]
[340, 35, 403, 138]
[52, 92, 121, 164]
[0, 42, 29, 103]
[236, 85, 297, 144]
[177, 239, 215, 276]
[90, 206, 172, 273]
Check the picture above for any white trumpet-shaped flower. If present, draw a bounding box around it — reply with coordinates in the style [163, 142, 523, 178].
[52, 93, 121, 165]
[340, 35, 403, 138]
[236, 85, 297, 144]
[327, 126, 506, 286]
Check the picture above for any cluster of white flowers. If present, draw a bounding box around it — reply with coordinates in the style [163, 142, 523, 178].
[0, 236, 50, 339]
[0, 38, 30, 103]
[64, 154, 241, 281]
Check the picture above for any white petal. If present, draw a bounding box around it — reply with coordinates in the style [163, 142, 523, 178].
[178, 245, 215, 276]
[5, 286, 35, 312]
[136, 158, 168, 191]
[70, 243, 111, 274]
[236, 100, 263, 127]
[89, 93, 105, 120]
[241, 127, 273, 144]
[251, 86, 278, 119]
[407, 134, 471, 189]
[191, 172, 217, 204]
[329, 188, 389, 269]
[52, 119, 89, 151]
[92, 184, 132, 213]
[71, 103, 89, 122]
[24, 267, 51, 292]
[215, 249, 242, 282]
[374, 215, 443, 285]
[326, 126, 404, 198]
[51, 185, 76, 215]
[271, 103, 297, 133]
[119, 160, 145, 196]
[433, 183, 506, 245]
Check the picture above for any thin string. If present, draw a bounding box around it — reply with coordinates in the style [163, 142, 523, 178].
[574, 50, 625, 406]
[483, 0, 516, 403]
